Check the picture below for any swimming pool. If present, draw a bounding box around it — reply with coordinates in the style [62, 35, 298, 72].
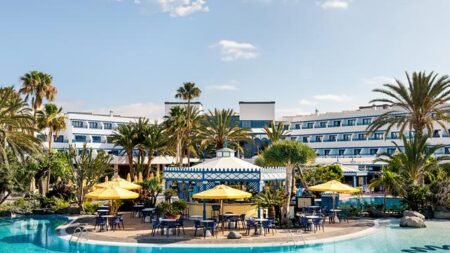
[0, 215, 448, 253]
[341, 196, 402, 208]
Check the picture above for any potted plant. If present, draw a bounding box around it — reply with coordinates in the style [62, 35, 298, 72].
[155, 201, 183, 219]
[253, 189, 285, 220]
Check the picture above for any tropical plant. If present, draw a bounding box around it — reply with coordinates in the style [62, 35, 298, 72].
[140, 178, 163, 207]
[82, 201, 100, 214]
[64, 145, 112, 210]
[367, 71, 450, 138]
[253, 189, 285, 219]
[36, 103, 66, 192]
[142, 121, 169, 178]
[368, 167, 404, 211]
[263, 121, 287, 143]
[19, 71, 57, 118]
[262, 140, 316, 216]
[133, 118, 150, 175]
[302, 164, 344, 186]
[198, 108, 251, 151]
[111, 124, 136, 177]
[164, 188, 178, 202]
[401, 184, 431, 212]
[175, 82, 201, 165]
[375, 135, 449, 184]
[164, 106, 188, 166]
[0, 87, 41, 167]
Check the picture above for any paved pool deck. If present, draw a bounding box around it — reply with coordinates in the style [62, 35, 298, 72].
[58, 213, 377, 246]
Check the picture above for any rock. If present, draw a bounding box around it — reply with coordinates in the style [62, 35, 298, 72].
[227, 231, 242, 239]
[400, 216, 426, 228]
[403, 210, 425, 220]
[434, 210, 450, 219]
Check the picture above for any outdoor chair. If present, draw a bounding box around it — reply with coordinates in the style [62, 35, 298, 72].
[245, 219, 258, 235]
[228, 216, 240, 230]
[239, 214, 246, 229]
[193, 220, 204, 237]
[141, 210, 153, 223]
[299, 216, 312, 231]
[262, 220, 275, 236]
[312, 217, 324, 233]
[176, 216, 185, 235]
[94, 216, 107, 232]
[118, 214, 125, 229]
[203, 221, 218, 238]
[338, 210, 349, 223]
[165, 221, 178, 237]
[111, 216, 122, 231]
[151, 219, 162, 236]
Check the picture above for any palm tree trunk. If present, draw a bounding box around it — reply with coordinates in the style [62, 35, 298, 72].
[128, 151, 134, 178]
[145, 153, 154, 179]
[285, 162, 293, 217]
[0, 192, 11, 205]
[186, 99, 191, 166]
[46, 129, 53, 194]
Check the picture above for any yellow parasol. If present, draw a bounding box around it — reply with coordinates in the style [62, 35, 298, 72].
[95, 177, 142, 190]
[193, 185, 252, 220]
[85, 185, 139, 215]
[308, 180, 360, 221]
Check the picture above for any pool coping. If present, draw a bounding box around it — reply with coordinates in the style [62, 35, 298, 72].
[56, 217, 382, 248]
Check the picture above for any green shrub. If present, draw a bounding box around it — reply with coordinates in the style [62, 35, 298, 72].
[49, 197, 70, 212]
[172, 200, 187, 212]
[82, 201, 100, 214]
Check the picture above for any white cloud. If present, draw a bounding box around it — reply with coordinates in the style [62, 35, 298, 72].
[207, 80, 239, 91]
[361, 76, 396, 88]
[90, 102, 164, 120]
[298, 99, 317, 106]
[320, 0, 351, 9]
[313, 94, 352, 102]
[159, 0, 209, 17]
[211, 40, 259, 62]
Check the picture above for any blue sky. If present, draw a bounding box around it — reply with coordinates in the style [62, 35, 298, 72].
[1, 0, 450, 119]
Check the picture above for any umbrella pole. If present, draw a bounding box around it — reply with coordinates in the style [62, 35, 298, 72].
[221, 200, 224, 234]
[332, 192, 339, 223]
[202, 199, 206, 220]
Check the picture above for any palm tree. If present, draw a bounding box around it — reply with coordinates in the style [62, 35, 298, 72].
[19, 71, 57, 118]
[142, 121, 168, 178]
[263, 140, 316, 216]
[36, 103, 66, 192]
[133, 118, 150, 175]
[0, 87, 41, 167]
[111, 124, 137, 178]
[367, 71, 450, 138]
[375, 135, 449, 184]
[263, 121, 287, 143]
[368, 167, 404, 211]
[198, 109, 251, 150]
[175, 82, 201, 165]
[37, 103, 66, 154]
[164, 106, 188, 166]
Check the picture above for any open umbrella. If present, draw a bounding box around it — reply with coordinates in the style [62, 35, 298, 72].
[95, 177, 142, 190]
[308, 180, 360, 222]
[85, 185, 139, 215]
[193, 184, 252, 220]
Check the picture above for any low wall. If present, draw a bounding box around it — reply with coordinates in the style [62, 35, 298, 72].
[187, 202, 258, 218]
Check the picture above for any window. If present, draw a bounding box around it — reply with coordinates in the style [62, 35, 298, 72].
[433, 130, 440, 138]
[89, 122, 99, 129]
[362, 118, 371, 125]
[54, 135, 64, 142]
[391, 132, 399, 139]
[387, 148, 396, 155]
[295, 124, 300, 129]
[319, 121, 327, 128]
[283, 125, 289, 130]
[324, 149, 330, 156]
[339, 149, 345, 156]
[347, 119, 355, 126]
[445, 148, 450, 154]
[357, 133, 366, 140]
[72, 120, 84, 128]
[328, 135, 336, 141]
[107, 136, 114, 144]
[92, 136, 101, 143]
[109, 150, 120, 156]
[315, 136, 322, 142]
[333, 120, 341, 127]
[74, 135, 87, 142]
[373, 133, 383, 140]
[290, 137, 296, 141]
[104, 122, 112, 129]
[306, 122, 313, 129]
[343, 134, 351, 141]
[302, 136, 308, 143]
[370, 149, 378, 155]
[354, 149, 361, 155]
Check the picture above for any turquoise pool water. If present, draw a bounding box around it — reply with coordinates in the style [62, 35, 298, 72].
[342, 196, 402, 208]
[0, 215, 448, 253]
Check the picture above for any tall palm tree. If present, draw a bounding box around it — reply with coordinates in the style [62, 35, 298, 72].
[175, 82, 201, 165]
[367, 71, 450, 138]
[164, 106, 188, 166]
[375, 135, 449, 184]
[133, 118, 150, 175]
[0, 87, 41, 167]
[36, 103, 66, 192]
[198, 109, 251, 150]
[36, 103, 66, 155]
[19, 71, 57, 118]
[111, 124, 137, 178]
[263, 121, 287, 143]
[142, 121, 168, 178]
[368, 167, 404, 211]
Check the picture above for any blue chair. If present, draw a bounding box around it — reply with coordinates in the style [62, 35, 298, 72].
[299, 216, 312, 231]
[151, 219, 162, 236]
[176, 216, 185, 235]
[193, 220, 204, 237]
[111, 216, 122, 231]
[165, 221, 178, 237]
[262, 220, 275, 236]
[338, 210, 349, 223]
[312, 217, 324, 233]
[118, 214, 125, 229]
[94, 216, 107, 231]
[203, 221, 218, 238]
[246, 219, 258, 235]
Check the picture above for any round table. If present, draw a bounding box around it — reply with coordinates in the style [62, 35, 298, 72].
[133, 205, 144, 218]
[201, 220, 215, 237]
[102, 215, 115, 230]
[329, 209, 341, 223]
[252, 218, 268, 235]
[190, 215, 202, 220]
[160, 218, 178, 236]
[97, 210, 109, 215]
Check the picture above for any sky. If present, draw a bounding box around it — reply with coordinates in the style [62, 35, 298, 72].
[1, 0, 450, 120]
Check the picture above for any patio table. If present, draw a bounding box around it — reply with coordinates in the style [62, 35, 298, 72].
[141, 208, 155, 222]
[223, 213, 239, 230]
[102, 215, 115, 231]
[190, 215, 202, 220]
[201, 219, 215, 237]
[132, 205, 144, 218]
[329, 209, 341, 223]
[252, 218, 268, 235]
[160, 218, 178, 236]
